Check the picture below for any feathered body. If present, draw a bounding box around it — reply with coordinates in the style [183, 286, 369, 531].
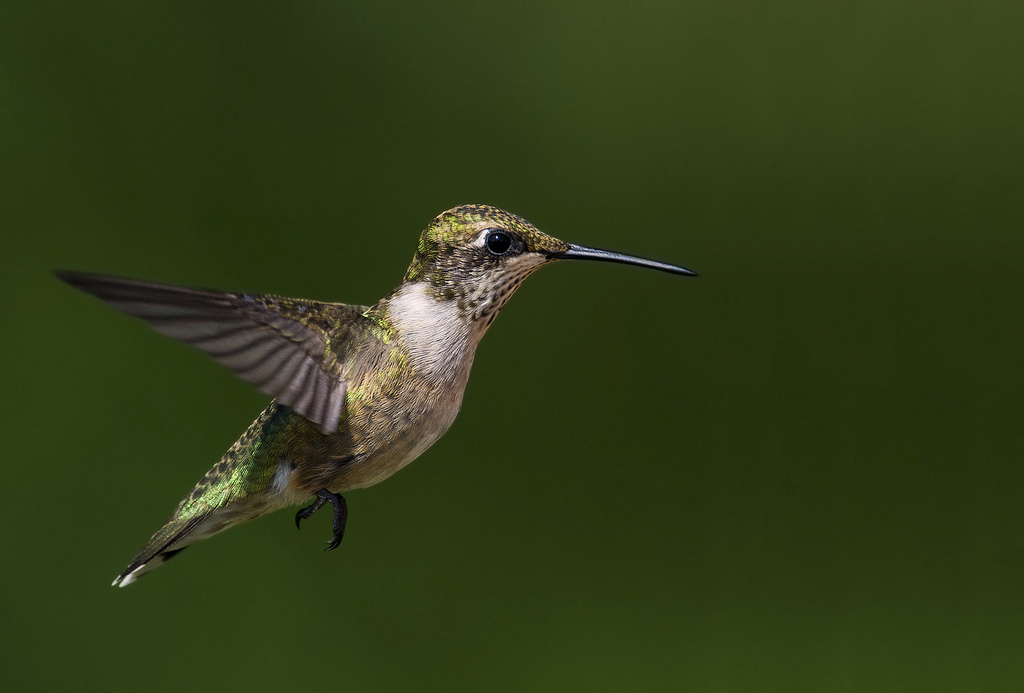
[58, 205, 694, 586]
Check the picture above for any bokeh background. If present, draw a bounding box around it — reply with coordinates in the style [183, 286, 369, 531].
[3, 1, 1022, 690]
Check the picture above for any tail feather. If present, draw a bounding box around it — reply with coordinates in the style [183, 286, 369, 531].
[113, 547, 188, 587]
[112, 515, 205, 587]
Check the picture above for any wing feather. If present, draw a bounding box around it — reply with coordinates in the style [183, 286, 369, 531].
[56, 271, 362, 433]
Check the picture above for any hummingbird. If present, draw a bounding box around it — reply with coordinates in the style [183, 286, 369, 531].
[57, 204, 695, 586]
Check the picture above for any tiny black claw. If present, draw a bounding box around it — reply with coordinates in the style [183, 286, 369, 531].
[294, 495, 326, 530]
[294, 489, 348, 551]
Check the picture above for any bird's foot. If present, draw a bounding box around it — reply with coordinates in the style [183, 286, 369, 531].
[295, 489, 348, 551]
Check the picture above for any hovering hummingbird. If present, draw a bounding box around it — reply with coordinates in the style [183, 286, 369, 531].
[58, 204, 696, 586]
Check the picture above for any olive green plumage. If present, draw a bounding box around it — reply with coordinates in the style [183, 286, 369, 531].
[58, 204, 695, 586]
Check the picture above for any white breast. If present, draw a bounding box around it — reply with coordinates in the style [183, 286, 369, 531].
[387, 282, 478, 381]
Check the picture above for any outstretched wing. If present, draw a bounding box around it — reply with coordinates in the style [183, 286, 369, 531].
[57, 271, 361, 434]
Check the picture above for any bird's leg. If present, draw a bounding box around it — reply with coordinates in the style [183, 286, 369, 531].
[294, 489, 348, 551]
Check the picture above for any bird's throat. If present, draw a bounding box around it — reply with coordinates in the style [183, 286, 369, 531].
[385, 282, 481, 381]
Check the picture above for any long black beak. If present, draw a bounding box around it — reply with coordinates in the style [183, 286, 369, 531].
[549, 244, 697, 277]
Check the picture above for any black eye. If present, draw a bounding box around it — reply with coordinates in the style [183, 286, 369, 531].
[485, 230, 513, 255]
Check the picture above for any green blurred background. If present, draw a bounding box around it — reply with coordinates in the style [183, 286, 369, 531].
[3, 1, 1022, 690]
